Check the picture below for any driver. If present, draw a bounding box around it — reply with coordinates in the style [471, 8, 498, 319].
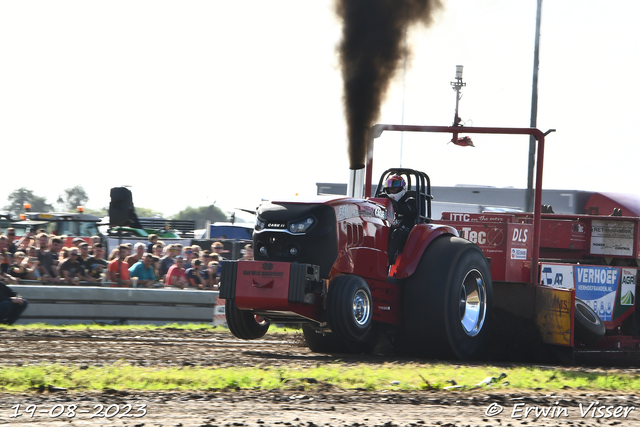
[384, 174, 416, 264]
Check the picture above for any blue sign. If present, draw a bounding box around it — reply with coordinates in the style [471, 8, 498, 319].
[574, 266, 620, 321]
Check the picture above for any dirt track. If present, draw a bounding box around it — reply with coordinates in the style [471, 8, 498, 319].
[1, 328, 639, 426]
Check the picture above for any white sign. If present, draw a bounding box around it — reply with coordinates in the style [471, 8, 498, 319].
[590, 220, 635, 256]
[540, 263, 575, 289]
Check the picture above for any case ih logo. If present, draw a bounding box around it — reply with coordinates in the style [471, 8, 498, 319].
[262, 263, 274, 271]
[267, 222, 286, 229]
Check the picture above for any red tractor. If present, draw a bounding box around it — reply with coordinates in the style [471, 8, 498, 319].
[220, 124, 640, 363]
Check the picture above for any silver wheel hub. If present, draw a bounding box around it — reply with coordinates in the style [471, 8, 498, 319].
[353, 289, 371, 326]
[459, 269, 486, 337]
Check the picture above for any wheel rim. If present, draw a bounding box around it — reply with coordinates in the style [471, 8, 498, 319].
[458, 269, 486, 337]
[352, 289, 371, 326]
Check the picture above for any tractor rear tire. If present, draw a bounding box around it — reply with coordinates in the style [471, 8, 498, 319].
[574, 298, 605, 346]
[326, 274, 374, 343]
[403, 235, 492, 360]
[225, 298, 270, 340]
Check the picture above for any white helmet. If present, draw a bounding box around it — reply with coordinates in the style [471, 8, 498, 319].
[383, 174, 407, 202]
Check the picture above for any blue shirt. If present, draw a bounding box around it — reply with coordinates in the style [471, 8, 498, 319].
[128, 261, 156, 281]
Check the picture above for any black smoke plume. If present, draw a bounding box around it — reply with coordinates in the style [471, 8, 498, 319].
[336, 0, 442, 169]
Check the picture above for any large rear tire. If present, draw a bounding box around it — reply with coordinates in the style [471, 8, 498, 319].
[326, 275, 374, 343]
[225, 298, 270, 340]
[574, 298, 605, 346]
[403, 235, 492, 360]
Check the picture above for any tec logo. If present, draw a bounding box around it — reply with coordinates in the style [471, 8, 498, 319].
[262, 263, 274, 271]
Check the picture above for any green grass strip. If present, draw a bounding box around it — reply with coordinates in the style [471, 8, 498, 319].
[1, 363, 639, 393]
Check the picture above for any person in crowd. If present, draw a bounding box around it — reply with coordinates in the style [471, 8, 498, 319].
[151, 255, 161, 281]
[59, 247, 70, 263]
[0, 253, 18, 284]
[185, 259, 208, 289]
[77, 242, 102, 282]
[107, 244, 131, 287]
[58, 248, 89, 284]
[191, 245, 201, 257]
[152, 243, 164, 258]
[0, 236, 13, 265]
[5, 228, 19, 254]
[182, 246, 195, 269]
[8, 252, 36, 280]
[0, 280, 27, 324]
[147, 234, 159, 253]
[165, 256, 187, 288]
[125, 242, 146, 267]
[242, 244, 254, 260]
[158, 244, 177, 280]
[93, 243, 107, 260]
[38, 235, 59, 282]
[201, 250, 213, 264]
[211, 241, 226, 260]
[49, 237, 63, 263]
[71, 237, 85, 248]
[207, 261, 220, 289]
[128, 254, 156, 288]
[90, 236, 101, 246]
[107, 248, 120, 261]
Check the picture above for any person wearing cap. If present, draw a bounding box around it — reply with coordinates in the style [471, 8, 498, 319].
[165, 256, 187, 288]
[71, 237, 85, 248]
[185, 259, 208, 289]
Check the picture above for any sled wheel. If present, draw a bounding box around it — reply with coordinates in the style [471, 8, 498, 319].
[225, 298, 270, 339]
[574, 298, 605, 346]
[302, 324, 379, 354]
[404, 235, 492, 360]
[326, 275, 374, 343]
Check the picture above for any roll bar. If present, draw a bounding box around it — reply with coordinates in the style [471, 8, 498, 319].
[366, 124, 555, 285]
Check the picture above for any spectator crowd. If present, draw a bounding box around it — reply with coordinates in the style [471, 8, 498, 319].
[0, 229, 253, 290]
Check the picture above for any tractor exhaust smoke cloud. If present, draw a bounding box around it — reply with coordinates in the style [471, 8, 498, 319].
[336, 0, 442, 170]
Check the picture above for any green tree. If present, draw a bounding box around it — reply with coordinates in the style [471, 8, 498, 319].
[171, 205, 229, 229]
[4, 188, 54, 217]
[135, 207, 164, 218]
[57, 185, 89, 211]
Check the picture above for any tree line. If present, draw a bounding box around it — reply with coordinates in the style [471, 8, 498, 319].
[3, 187, 230, 229]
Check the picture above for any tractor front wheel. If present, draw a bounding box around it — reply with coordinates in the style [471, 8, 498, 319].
[326, 275, 375, 343]
[404, 235, 492, 360]
[225, 298, 270, 340]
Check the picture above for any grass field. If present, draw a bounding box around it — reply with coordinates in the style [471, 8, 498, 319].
[1, 324, 638, 393]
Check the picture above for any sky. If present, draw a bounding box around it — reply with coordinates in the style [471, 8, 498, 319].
[1, 0, 638, 222]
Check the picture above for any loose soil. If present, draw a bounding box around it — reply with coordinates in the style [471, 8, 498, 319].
[0, 328, 639, 426]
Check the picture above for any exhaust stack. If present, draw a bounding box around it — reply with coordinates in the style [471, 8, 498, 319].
[347, 168, 365, 199]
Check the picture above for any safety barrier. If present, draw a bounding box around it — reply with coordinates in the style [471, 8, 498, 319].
[10, 284, 222, 326]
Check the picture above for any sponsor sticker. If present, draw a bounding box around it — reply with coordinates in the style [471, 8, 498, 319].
[510, 248, 527, 260]
[574, 265, 620, 321]
[540, 264, 574, 289]
[590, 220, 635, 256]
[620, 268, 637, 306]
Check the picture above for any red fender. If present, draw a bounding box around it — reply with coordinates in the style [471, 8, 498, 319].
[389, 223, 458, 279]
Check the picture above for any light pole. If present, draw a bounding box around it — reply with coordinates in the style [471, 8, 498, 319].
[451, 65, 466, 127]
